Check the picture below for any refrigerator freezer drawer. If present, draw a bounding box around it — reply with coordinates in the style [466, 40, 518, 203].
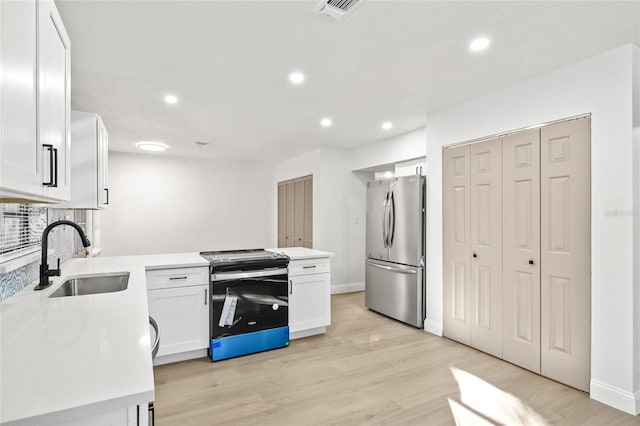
[365, 259, 424, 328]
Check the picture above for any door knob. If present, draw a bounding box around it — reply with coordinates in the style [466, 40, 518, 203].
[472, 253, 477, 258]
[529, 258, 535, 265]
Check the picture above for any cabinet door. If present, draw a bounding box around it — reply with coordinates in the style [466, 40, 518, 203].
[97, 116, 109, 208]
[147, 285, 209, 356]
[289, 273, 330, 333]
[443, 144, 471, 345]
[38, 0, 70, 201]
[0, 0, 42, 199]
[502, 129, 541, 373]
[469, 138, 502, 358]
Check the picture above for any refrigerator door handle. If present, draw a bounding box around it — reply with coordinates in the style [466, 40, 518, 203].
[366, 260, 417, 275]
[389, 190, 396, 247]
[382, 190, 389, 248]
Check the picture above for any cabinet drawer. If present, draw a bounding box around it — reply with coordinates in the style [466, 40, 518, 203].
[288, 258, 330, 276]
[146, 266, 209, 290]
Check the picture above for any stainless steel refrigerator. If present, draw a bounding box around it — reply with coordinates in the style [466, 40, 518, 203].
[365, 175, 425, 328]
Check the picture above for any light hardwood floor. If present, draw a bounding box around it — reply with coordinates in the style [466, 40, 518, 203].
[154, 292, 639, 425]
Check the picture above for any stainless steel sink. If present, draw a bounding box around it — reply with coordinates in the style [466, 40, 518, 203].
[49, 273, 130, 297]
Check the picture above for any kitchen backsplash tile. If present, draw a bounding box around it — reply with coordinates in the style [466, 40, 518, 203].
[0, 208, 78, 303]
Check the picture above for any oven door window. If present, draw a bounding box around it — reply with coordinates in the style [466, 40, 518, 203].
[211, 274, 288, 338]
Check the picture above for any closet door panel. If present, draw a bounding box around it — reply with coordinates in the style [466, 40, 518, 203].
[285, 181, 295, 247]
[540, 118, 591, 392]
[277, 182, 287, 247]
[469, 138, 502, 357]
[443, 145, 471, 345]
[502, 129, 541, 373]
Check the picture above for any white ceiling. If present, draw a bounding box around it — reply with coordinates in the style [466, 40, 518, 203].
[56, 1, 640, 162]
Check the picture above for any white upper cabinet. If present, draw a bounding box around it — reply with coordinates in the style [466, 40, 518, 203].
[58, 111, 109, 209]
[0, 0, 40, 199]
[0, 0, 71, 202]
[38, 0, 71, 201]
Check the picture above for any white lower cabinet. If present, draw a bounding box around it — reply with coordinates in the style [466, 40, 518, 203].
[288, 257, 331, 339]
[146, 267, 209, 361]
[48, 404, 147, 426]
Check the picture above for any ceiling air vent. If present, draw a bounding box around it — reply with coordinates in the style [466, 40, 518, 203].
[313, 0, 365, 22]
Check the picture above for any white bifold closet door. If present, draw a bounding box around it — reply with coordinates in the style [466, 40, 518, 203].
[502, 128, 541, 373]
[444, 117, 591, 392]
[443, 144, 472, 345]
[443, 138, 503, 358]
[540, 118, 591, 392]
[469, 139, 503, 358]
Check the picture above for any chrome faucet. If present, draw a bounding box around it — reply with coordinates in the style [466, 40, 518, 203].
[35, 220, 91, 291]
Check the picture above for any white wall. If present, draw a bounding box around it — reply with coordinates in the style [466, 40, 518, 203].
[273, 148, 366, 293]
[351, 127, 426, 171]
[424, 44, 639, 414]
[101, 152, 275, 256]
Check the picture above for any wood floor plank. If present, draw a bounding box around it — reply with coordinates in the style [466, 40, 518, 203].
[154, 292, 639, 425]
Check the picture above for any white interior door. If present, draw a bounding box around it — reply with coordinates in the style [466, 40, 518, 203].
[469, 138, 503, 358]
[540, 117, 591, 392]
[443, 144, 471, 345]
[502, 129, 541, 373]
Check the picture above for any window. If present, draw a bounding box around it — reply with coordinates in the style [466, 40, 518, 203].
[0, 204, 47, 262]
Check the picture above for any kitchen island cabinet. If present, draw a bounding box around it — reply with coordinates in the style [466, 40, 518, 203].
[146, 266, 210, 364]
[268, 247, 334, 339]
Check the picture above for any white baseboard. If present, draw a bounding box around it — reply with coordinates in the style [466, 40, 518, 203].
[331, 281, 364, 294]
[424, 318, 443, 336]
[291, 326, 326, 340]
[590, 379, 640, 415]
[153, 348, 208, 366]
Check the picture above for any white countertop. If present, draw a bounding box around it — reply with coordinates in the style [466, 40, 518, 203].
[267, 247, 334, 260]
[0, 253, 208, 425]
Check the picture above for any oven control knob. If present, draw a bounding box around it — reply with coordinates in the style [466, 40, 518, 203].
[272, 304, 279, 310]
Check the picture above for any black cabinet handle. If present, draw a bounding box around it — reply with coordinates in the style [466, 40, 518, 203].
[529, 258, 535, 265]
[169, 276, 188, 280]
[302, 265, 316, 269]
[43, 144, 54, 186]
[204, 288, 208, 305]
[104, 188, 109, 205]
[289, 279, 293, 295]
[52, 148, 58, 187]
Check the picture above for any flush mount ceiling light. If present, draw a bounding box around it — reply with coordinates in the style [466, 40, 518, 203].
[164, 94, 178, 104]
[320, 118, 332, 127]
[381, 121, 393, 130]
[289, 71, 305, 85]
[195, 141, 211, 147]
[136, 141, 168, 152]
[469, 37, 490, 52]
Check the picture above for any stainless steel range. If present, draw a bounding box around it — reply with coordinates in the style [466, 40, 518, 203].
[200, 249, 290, 361]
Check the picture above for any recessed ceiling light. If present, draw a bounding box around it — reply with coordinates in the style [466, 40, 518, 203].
[469, 37, 490, 52]
[381, 122, 393, 130]
[164, 94, 178, 104]
[320, 118, 332, 127]
[136, 141, 169, 152]
[289, 71, 305, 85]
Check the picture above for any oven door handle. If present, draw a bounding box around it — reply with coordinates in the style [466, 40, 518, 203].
[212, 268, 288, 281]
